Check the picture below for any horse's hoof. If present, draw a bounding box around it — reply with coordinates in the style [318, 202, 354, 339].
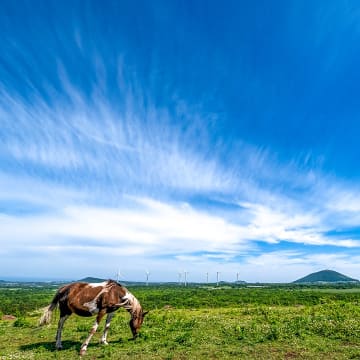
[79, 348, 87, 356]
[56, 345, 63, 351]
[101, 340, 109, 345]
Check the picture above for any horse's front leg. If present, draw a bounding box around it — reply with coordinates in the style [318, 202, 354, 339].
[80, 311, 106, 356]
[101, 312, 115, 345]
[55, 315, 69, 350]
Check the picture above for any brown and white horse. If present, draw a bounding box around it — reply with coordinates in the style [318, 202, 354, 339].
[39, 280, 148, 356]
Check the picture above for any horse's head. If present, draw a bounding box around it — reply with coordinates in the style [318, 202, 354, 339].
[129, 309, 149, 338]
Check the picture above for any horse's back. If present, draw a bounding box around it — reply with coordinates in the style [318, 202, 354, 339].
[61, 280, 126, 316]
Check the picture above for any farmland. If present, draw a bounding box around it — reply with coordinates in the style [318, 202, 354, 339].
[1, 283, 360, 359]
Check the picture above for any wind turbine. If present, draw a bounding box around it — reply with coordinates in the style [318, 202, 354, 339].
[184, 271, 189, 286]
[206, 272, 209, 284]
[178, 272, 182, 285]
[216, 271, 221, 286]
[236, 272, 240, 282]
[145, 270, 150, 286]
[115, 269, 124, 283]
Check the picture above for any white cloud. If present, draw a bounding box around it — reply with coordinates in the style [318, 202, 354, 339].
[0, 86, 236, 195]
[0, 172, 86, 208]
[324, 184, 360, 213]
[2, 178, 360, 282]
[0, 196, 253, 258]
[240, 250, 360, 283]
[2, 71, 360, 281]
[2, 186, 360, 258]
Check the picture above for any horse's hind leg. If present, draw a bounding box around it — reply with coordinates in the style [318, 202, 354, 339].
[80, 311, 106, 356]
[101, 312, 115, 345]
[55, 315, 69, 350]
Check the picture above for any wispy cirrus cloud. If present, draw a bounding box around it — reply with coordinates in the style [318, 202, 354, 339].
[1, 185, 360, 257]
[2, 55, 360, 282]
[0, 80, 236, 197]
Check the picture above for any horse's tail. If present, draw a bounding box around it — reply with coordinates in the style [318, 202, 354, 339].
[39, 285, 66, 325]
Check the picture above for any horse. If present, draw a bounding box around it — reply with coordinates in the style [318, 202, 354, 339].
[39, 279, 148, 356]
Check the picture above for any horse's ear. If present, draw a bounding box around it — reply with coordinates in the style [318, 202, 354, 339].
[142, 311, 149, 317]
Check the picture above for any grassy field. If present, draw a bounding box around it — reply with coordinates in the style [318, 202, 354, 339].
[1, 284, 360, 359]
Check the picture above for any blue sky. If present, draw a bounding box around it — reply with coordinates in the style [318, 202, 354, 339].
[1, 0, 360, 282]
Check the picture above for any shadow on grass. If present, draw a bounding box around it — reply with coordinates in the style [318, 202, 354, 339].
[20, 340, 79, 352]
[19, 338, 134, 353]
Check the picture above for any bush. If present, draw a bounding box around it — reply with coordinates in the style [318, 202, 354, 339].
[13, 317, 31, 328]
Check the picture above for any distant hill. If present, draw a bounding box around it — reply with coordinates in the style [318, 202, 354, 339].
[234, 280, 247, 284]
[78, 277, 106, 283]
[294, 270, 359, 283]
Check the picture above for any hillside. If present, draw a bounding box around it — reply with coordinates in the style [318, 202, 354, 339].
[294, 270, 359, 283]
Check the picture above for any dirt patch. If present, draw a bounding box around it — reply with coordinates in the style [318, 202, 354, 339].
[285, 351, 299, 359]
[1, 315, 17, 321]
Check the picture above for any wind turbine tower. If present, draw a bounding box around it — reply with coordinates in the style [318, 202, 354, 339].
[115, 269, 123, 283]
[178, 272, 182, 285]
[184, 271, 189, 286]
[216, 271, 221, 286]
[145, 270, 150, 286]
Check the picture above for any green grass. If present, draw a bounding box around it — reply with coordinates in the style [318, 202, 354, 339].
[1, 285, 360, 359]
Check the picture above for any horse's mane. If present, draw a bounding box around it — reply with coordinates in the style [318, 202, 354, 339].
[107, 279, 124, 287]
[107, 279, 121, 285]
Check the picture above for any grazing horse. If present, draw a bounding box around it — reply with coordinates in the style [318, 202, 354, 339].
[39, 280, 148, 356]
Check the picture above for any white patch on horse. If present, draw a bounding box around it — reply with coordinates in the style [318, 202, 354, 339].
[83, 283, 109, 314]
[120, 291, 139, 311]
[83, 300, 100, 314]
[88, 281, 108, 288]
